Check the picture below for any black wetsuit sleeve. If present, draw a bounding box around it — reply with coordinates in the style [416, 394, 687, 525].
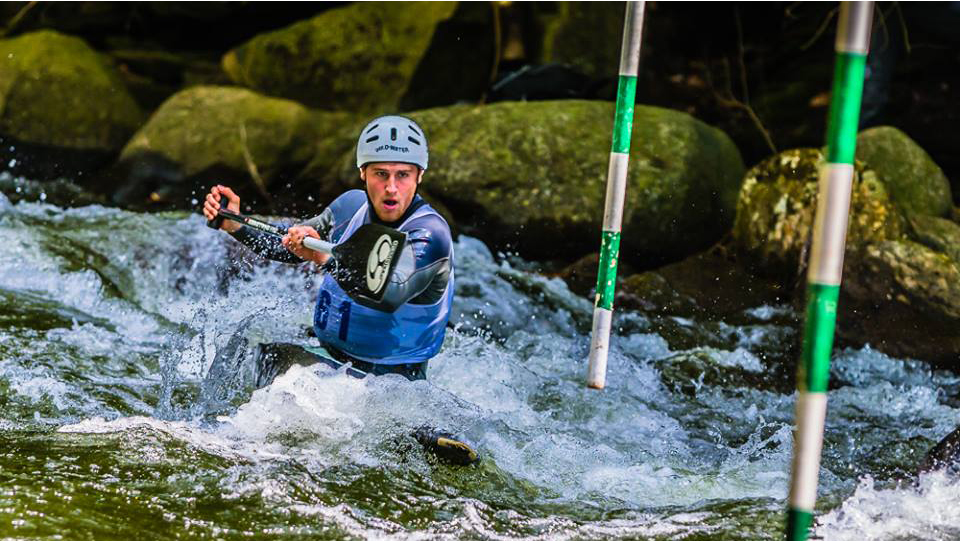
[230, 225, 296, 263]
[229, 207, 337, 264]
[366, 214, 452, 312]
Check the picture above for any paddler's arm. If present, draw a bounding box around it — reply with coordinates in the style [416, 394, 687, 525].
[232, 209, 337, 264]
[358, 214, 452, 313]
[203, 184, 334, 264]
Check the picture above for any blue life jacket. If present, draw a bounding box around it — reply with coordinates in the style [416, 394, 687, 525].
[312, 200, 453, 365]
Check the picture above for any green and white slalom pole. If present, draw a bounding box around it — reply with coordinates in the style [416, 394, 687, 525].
[786, 2, 874, 539]
[587, 1, 646, 390]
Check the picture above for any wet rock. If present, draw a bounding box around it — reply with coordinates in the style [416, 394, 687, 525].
[918, 424, 960, 476]
[0, 30, 143, 178]
[0, 173, 105, 207]
[327, 100, 744, 267]
[618, 248, 789, 319]
[553, 252, 637, 299]
[222, 2, 457, 113]
[653, 347, 792, 396]
[856, 126, 953, 217]
[102, 86, 355, 213]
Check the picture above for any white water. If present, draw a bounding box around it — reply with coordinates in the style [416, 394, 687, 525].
[1, 194, 959, 538]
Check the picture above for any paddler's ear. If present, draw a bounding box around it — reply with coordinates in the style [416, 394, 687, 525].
[359, 166, 366, 183]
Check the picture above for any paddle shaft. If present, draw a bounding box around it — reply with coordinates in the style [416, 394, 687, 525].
[211, 208, 334, 254]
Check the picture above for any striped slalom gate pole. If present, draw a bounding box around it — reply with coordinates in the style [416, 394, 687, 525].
[786, 2, 874, 539]
[586, 1, 646, 390]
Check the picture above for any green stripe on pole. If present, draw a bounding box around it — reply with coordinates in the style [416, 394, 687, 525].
[595, 230, 621, 309]
[799, 283, 840, 393]
[611, 75, 637, 154]
[825, 52, 867, 164]
[787, 508, 815, 540]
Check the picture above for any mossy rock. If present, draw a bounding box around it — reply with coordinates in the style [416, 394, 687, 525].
[329, 100, 745, 266]
[222, 2, 457, 113]
[731, 148, 904, 275]
[112, 86, 354, 210]
[0, 30, 142, 150]
[856, 126, 952, 217]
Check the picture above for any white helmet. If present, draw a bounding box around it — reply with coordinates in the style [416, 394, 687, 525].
[356, 115, 429, 170]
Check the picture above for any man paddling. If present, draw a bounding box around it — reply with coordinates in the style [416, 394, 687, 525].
[201, 115, 454, 381]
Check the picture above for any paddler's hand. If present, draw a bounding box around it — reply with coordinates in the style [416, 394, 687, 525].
[203, 185, 242, 233]
[282, 225, 331, 266]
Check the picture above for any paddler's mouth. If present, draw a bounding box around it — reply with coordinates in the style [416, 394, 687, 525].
[382, 198, 399, 211]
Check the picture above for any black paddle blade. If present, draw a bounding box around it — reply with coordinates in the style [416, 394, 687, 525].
[412, 426, 480, 466]
[331, 224, 407, 308]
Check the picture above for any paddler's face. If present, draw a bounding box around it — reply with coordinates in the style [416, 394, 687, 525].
[361, 163, 423, 222]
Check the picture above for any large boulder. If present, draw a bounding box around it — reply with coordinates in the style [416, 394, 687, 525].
[0, 30, 143, 178]
[103, 86, 355, 213]
[856, 126, 953, 217]
[222, 2, 457, 114]
[326, 100, 745, 267]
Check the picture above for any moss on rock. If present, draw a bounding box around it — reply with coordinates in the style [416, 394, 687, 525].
[114, 86, 354, 209]
[856, 126, 952, 217]
[222, 2, 457, 113]
[0, 30, 143, 150]
[121, 86, 345, 180]
[731, 148, 904, 275]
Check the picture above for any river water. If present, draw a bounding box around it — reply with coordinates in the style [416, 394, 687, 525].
[2, 182, 960, 540]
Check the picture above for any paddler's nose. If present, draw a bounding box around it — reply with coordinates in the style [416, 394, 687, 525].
[385, 176, 399, 194]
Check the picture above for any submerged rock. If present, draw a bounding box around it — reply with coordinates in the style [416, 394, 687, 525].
[102, 86, 356, 213]
[326, 100, 745, 267]
[0, 30, 143, 178]
[222, 2, 457, 113]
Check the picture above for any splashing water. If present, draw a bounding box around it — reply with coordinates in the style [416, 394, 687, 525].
[0, 196, 958, 539]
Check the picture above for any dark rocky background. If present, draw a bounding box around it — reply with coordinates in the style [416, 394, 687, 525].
[1, 1, 959, 366]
